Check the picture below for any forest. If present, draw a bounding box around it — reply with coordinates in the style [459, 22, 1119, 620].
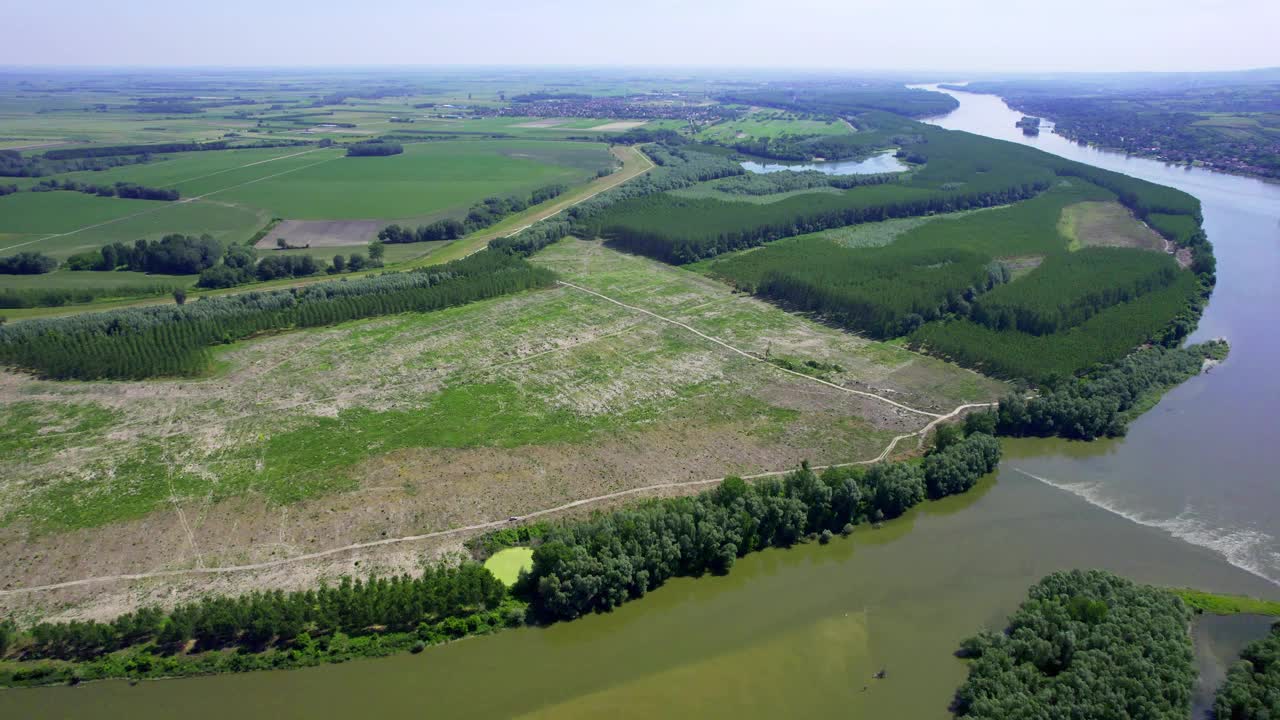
[910, 273, 1202, 383]
[969, 248, 1181, 335]
[28, 178, 180, 201]
[0, 563, 518, 687]
[969, 340, 1229, 440]
[0, 250, 555, 379]
[952, 569, 1195, 720]
[1214, 622, 1280, 719]
[717, 87, 960, 118]
[523, 431, 1000, 621]
[711, 238, 1007, 338]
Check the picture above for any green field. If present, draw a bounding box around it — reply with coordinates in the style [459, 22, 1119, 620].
[0, 239, 1002, 543]
[484, 547, 535, 585]
[697, 111, 852, 142]
[212, 140, 611, 220]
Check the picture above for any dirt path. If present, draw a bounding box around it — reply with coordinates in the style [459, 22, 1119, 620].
[0, 396, 992, 597]
[557, 280, 943, 418]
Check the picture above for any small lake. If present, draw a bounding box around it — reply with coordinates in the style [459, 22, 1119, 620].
[740, 150, 907, 175]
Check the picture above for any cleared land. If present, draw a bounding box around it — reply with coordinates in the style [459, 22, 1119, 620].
[255, 220, 380, 249]
[0, 237, 1004, 621]
[1059, 200, 1166, 251]
[697, 111, 853, 142]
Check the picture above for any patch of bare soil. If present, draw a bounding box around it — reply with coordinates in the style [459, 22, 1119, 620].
[254, 219, 381, 249]
[588, 121, 648, 132]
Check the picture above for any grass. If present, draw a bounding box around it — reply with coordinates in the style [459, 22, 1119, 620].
[697, 111, 852, 143]
[0, 239, 1002, 534]
[211, 140, 612, 220]
[1174, 589, 1280, 616]
[1058, 201, 1165, 252]
[484, 547, 535, 585]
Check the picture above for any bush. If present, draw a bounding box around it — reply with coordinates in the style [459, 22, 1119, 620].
[0, 251, 57, 274]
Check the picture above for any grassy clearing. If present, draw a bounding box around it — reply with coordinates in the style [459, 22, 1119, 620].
[697, 111, 852, 142]
[484, 547, 535, 585]
[1058, 201, 1165, 251]
[1174, 589, 1280, 616]
[0, 239, 999, 550]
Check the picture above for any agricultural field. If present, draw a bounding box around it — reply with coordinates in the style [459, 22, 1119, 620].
[0, 238, 1005, 619]
[696, 110, 852, 142]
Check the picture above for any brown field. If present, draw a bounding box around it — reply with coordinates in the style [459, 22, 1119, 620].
[254, 219, 380, 249]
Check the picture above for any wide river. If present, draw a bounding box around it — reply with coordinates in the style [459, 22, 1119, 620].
[5, 87, 1279, 719]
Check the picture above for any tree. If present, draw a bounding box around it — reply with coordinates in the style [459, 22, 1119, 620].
[331, 254, 346, 273]
[368, 240, 385, 261]
[347, 253, 366, 271]
[173, 289, 187, 305]
[276, 238, 288, 249]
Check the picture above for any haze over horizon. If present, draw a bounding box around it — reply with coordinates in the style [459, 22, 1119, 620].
[6, 0, 1278, 73]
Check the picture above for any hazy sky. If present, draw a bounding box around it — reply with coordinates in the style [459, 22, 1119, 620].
[6, 0, 1278, 72]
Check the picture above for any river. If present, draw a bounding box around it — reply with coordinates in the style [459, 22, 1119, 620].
[4, 86, 1279, 719]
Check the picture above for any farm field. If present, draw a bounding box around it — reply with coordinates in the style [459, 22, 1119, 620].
[696, 110, 853, 142]
[0, 237, 1005, 620]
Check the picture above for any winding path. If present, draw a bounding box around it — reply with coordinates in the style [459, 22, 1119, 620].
[0, 398, 992, 597]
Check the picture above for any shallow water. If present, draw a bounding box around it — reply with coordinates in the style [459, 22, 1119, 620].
[740, 150, 907, 175]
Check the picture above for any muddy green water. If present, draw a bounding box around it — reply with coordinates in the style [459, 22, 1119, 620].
[5, 87, 1279, 718]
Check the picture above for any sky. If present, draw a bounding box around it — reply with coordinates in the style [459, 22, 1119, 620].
[5, 0, 1279, 72]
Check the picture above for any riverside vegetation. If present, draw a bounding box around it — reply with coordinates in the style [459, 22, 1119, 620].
[954, 570, 1196, 720]
[0, 431, 1001, 686]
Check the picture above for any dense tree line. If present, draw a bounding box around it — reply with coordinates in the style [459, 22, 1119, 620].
[29, 178, 179, 201]
[716, 86, 960, 119]
[970, 248, 1181, 335]
[968, 341, 1229, 440]
[0, 250, 556, 380]
[20, 564, 504, 661]
[1215, 622, 1280, 719]
[345, 140, 403, 157]
[953, 569, 1194, 719]
[0, 251, 57, 275]
[0, 283, 184, 309]
[524, 431, 1000, 621]
[378, 183, 570, 244]
[0, 563, 521, 686]
[0, 149, 152, 177]
[43, 141, 231, 161]
[488, 219, 573, 257]
[0, 430, 998, 686]
[65, 234, 222, 275]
